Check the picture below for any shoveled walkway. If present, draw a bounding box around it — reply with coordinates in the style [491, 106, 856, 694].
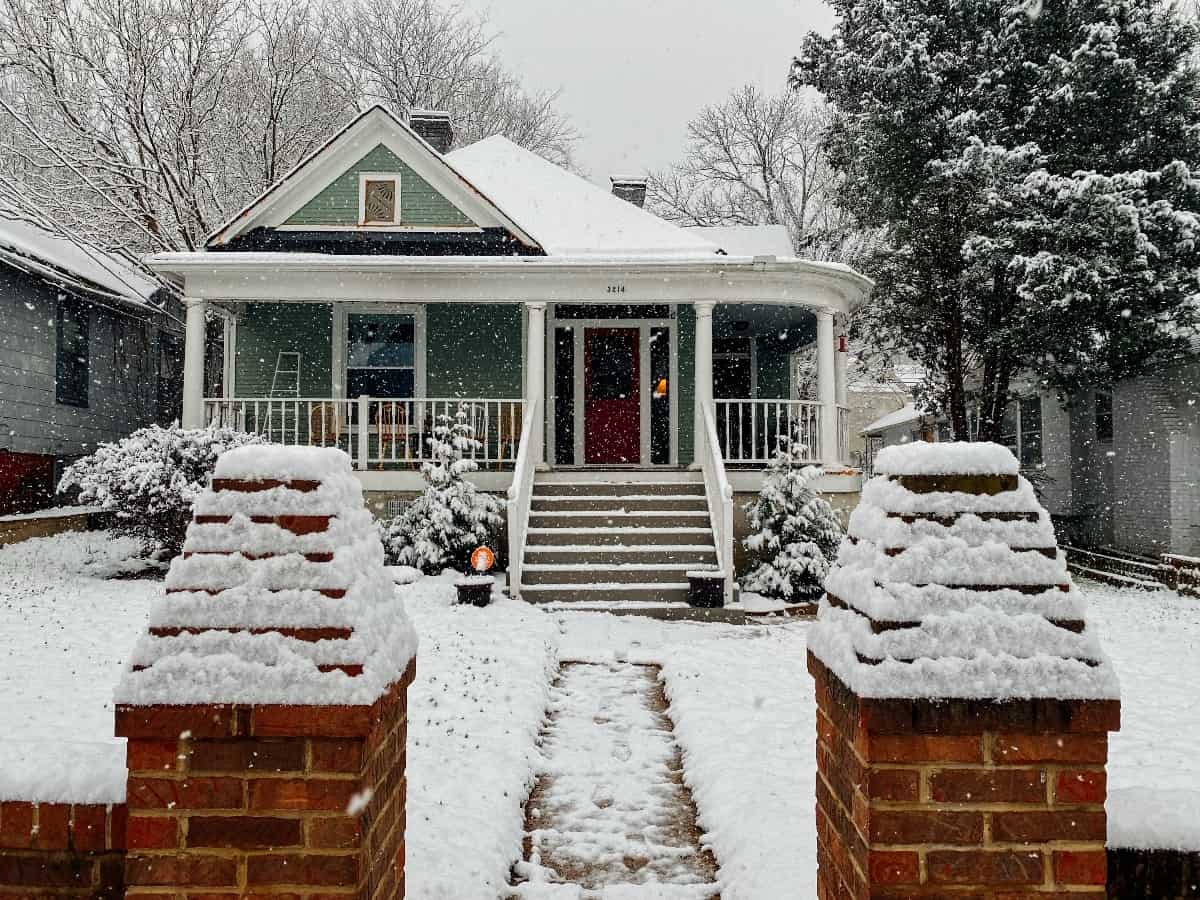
[509, 661, 720, 898]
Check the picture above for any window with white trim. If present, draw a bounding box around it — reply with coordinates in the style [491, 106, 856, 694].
[359, 173, 401, 225]
[346, 313, 415, 398]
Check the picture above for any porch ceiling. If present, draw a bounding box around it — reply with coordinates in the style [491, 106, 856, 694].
[145, 252, 873, 315]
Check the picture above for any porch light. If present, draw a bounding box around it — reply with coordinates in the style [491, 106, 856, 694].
[654, 378, 668, 398]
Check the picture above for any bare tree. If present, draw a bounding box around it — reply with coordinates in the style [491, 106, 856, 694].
[328, 0, 577, 165]
[0, 0, 576, 261]
[647, 85, 861, 261]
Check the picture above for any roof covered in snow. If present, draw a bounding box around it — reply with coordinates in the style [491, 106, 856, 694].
[0, 212, 158, 309]
[683, 224, 795, 258]
[446, 136, 724, 258]
[862, 403, 924, 435]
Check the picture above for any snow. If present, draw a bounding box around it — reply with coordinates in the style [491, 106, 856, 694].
[873, 440, 1020, 476]
[2, 528, 1198, 869]
[117, 446, 417, 707]
[862, 402, 924, 435]
[446, 136, 724, 258]
[0, 504, 101, 523]
[0, 212, 157, 307]
[682, 225, 794, 257]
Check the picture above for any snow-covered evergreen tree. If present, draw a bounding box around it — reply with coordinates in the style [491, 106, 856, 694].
[742, 431, 843, 602]
[382, 403, 504, 574]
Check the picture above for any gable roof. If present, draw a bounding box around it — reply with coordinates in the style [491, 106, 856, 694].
[0, 213, 158, 309]
[446, 136, 724, 258]
[205, 105, 540, 250]
[863, 403, 925, 435]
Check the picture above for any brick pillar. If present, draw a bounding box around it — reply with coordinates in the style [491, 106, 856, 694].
[811, 444, 1120, 899]
[811, 657, 1117, 898]
[113, 446, 417, 900]
[116, 664, 413, 899]
[0, 801, 126, 898]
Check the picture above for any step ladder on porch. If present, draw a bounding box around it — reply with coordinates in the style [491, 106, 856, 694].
[519, 472, 718, 605]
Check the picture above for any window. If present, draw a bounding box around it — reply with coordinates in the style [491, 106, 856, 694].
[359, 174, 400, 225]
[713, 335, 753, 399]
[56, 298, 89, 407]
[346, 313, 415, 398]
[1095, 391, 1113, 442]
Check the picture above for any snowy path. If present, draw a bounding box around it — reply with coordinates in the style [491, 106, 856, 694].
[511, 661, 719, 899]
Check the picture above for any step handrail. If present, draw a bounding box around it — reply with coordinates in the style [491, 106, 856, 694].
[698, 400, 735, 605]
[506, 393, 543, 599]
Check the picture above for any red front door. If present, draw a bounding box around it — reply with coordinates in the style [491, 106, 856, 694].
[584, 328, 640, 464]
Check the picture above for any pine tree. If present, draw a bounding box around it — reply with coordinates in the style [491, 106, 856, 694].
[793, 0, 1200, 437]
[742, 431, 843, 602]
[382, 403, 504, 574]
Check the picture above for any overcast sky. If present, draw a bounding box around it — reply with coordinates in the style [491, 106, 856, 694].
[458, 0, 836, 186]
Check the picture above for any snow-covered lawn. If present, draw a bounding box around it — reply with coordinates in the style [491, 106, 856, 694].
[1, 530, 1198, 895]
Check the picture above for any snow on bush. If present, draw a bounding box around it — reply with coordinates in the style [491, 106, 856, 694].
[381, 404, 504, 574]
[741, 433, 842, 602]
[58, 424, 265, 557]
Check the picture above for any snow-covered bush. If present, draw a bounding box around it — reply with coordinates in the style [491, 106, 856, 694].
[58, 424, 265, 557]
[742, 431, 843, 602]
[381, 404, 504, 574]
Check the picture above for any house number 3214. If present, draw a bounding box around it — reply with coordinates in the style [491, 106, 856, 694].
[606, 285, 626, 294]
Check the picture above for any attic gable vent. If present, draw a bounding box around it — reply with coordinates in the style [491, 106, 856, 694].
[360, 174, 400, 225]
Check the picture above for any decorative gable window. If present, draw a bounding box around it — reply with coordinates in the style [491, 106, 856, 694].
[359, 173, 400, 225]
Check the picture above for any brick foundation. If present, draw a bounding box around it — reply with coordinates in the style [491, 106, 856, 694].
[0, 801, 126, 898]
[812, 654, 1119, 899]
[115, 658, 414, 900]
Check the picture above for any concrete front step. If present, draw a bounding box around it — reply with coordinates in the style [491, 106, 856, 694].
[522, 563, 713, 586]
[529, 510, 712, 529]
[532, 481, 704, 497]
[524, 545, 718, 566]
[526, 527, 715, 547]
[530, 495, 708, 512]
[522, 583, 692, 604]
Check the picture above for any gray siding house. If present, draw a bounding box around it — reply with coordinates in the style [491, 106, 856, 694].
[0, 215, 183, 514]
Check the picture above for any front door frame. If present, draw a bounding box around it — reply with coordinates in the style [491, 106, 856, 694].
[546, 304, 679, 468]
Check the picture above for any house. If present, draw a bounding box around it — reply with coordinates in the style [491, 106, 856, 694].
[861, 358, 1200, 560]
[145, 106, 873, 603]
[0, 214, 183, 515]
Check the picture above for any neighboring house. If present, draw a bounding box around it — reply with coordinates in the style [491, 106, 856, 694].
[861, 358, 1200, 559]
[145, 105, 872, 604]
[0, 215, 183, 515]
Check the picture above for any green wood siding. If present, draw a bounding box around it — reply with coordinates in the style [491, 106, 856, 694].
[426, 304, 522, 397]
[234, 303, 332, 397]
[285, 144, 475, 227]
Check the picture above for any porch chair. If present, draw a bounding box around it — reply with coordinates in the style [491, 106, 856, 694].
[377, 401, 409, 469]
[308, 401, 342, 447]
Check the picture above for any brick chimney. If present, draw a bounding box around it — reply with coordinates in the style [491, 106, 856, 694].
[610, 176, 647, 208]
[409, 109, 454, 154]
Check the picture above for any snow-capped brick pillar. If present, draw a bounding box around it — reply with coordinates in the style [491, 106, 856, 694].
[113, 446, 417, 900]
[808, 442, 1120, 899]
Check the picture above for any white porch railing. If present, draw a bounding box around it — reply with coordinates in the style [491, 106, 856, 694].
[203, 397, 524, 470]
[713, 399, 824, 465]
[698, 401, 735, 605]
[506, 393, 542, 600]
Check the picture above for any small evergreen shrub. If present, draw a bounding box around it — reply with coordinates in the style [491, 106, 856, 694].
[742, 431, 843, 601]
[381, 403, 504, 574]
[58, 423, 266, 557]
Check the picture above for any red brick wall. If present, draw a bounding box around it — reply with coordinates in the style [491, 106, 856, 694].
[812, 653, 1117, 899]
[115, 659, 414, 900]
[0, 801, 126, 898]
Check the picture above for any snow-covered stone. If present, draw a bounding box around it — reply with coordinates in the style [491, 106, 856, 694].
[115, 446, 416, 707]
[808, 442, 1119, 700]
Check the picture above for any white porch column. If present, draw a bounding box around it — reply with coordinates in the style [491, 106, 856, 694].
[834, 316, 848, 408]
[182, 296, 207, 429]
[817, 309, 838, 465]
[693, 300, 715, 465]
[525, 302, 547, 466]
